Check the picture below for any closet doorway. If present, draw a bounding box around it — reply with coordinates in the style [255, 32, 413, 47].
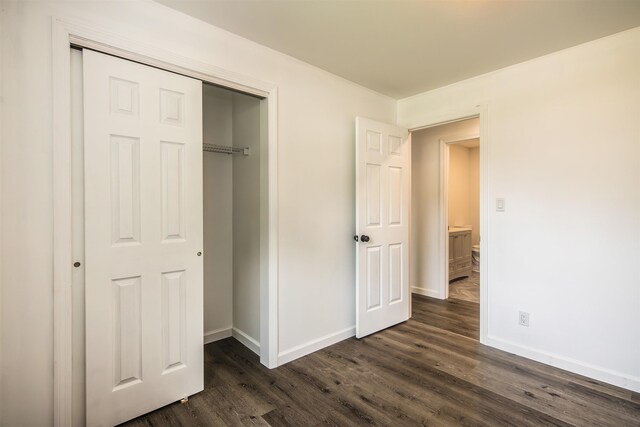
[202, 83, 263, 352]
[69, 47, 276, 426]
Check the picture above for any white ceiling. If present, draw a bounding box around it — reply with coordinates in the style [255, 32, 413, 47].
[155, 0, 640, 99]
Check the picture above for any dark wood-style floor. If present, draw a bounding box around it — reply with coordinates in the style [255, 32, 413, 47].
[124, 295, 640, 426]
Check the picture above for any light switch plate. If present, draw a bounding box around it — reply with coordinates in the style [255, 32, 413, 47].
[496, 198, 505, 212]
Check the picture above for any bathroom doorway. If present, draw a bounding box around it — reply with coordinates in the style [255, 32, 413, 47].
[443, 134, 480, 303]
[409, 116, 481, 332]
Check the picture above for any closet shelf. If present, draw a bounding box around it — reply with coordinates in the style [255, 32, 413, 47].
[203, 143, 250, 156]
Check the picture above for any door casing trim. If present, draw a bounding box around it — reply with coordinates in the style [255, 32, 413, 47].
[439, 132, 481, 300]
[405, 106, 489, 347]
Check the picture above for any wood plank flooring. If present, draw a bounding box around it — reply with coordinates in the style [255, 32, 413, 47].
[123, 295, 640, 426]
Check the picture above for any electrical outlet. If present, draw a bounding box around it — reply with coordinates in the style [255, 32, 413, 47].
[519, 311, 530, 327]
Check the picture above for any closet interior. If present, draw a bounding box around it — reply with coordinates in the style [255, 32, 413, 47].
[203, 83, 263, 353]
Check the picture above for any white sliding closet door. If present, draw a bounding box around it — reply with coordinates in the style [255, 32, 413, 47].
[83, 50, 203, 426]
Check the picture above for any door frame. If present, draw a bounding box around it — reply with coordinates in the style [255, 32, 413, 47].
[52, 17, 280, 426]
[439, 133, 480, 300]
[404, 105, 489, 346]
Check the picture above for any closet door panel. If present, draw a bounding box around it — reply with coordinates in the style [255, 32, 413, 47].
[84, 49, 203, 427]
[161, 269, 187, 373]
[161, 141, 186, 242]
[110, 135, 141, 245]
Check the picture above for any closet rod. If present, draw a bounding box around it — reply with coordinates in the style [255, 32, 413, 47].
[203, 143, 250, 156]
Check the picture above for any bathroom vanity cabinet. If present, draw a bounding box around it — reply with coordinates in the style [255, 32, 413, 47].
[449, 228, 472, 281]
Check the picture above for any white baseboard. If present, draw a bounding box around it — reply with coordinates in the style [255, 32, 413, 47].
[411, 286, 443, 299]
[204, 327, 232, 344]
[278, 326, 355, 366]
[232, 327, 260, 356]
[485, 335, 640, 393]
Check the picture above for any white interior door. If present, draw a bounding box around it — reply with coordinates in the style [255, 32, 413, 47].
[355, 117, 410, 338]
[83, 50, 203, 426]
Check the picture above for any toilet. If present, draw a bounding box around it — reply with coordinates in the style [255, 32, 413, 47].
[472, 245, 480, 272]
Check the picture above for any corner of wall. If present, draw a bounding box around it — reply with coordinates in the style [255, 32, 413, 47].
[277, 326, 355, 366]
[485, 335, 640, 393]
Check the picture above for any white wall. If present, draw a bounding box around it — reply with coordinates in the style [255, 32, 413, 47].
[1, 2, 55, 425]
[410, 118, 479, 297]
[400, 27, 640, 392]
[0, 1, 395, 425]
[203, 86, 263, 351]
[468, 147, 480, 246]
[203, 85, 234, 339]
[232, 93, 262, 347]
[203, 86, 262, 350]
[448, 143, 480, 246]
[0, 2, 4, 422]
[448, 144, 471, 228]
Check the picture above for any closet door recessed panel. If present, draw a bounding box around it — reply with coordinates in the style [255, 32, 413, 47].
[160, 89, 184, 126]
[110, 77, 139, 117]
[112, 276, 143, 391]
[161, 141, 186, 242]
[162, 270, 187, 373]
[110, 135, 141, 246]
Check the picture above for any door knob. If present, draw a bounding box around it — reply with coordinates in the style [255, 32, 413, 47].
[360, 235, 370, 243]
